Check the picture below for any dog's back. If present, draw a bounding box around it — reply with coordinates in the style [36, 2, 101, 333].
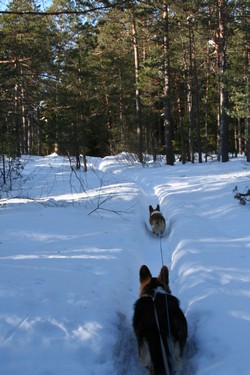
[133, 265, 187, 375]
[134, 293, 187, 374]
[149, 204, 166, 236]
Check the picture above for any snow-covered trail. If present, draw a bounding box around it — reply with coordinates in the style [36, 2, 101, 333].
[121, 159, 250, 375]
[1, 154, 250, 375]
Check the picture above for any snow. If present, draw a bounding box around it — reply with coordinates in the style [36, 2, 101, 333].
[0, 153, 250, 375]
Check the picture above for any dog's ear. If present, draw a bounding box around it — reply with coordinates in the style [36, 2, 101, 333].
[157, 265, 171, 293]
[156, 204, 160, 211]
[149, 205, 153, 213]
[157, 265, 169, 284]
[139, 265, 152, 282]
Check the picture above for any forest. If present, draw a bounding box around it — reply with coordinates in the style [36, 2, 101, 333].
[0, 0, 249, 166]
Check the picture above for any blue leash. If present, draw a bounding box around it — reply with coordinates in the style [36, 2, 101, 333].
[159, 236, 175, 375]
[153, 292, 171, 375]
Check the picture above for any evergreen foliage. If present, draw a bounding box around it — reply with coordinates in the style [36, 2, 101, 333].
[0, 0, 249, 164]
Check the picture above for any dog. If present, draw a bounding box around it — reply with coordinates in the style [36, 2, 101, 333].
[149, 205, 166, 236]
[133, 265, 187, 375]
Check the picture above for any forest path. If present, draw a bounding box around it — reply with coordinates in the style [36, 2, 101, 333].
[109, 164, 191, 375]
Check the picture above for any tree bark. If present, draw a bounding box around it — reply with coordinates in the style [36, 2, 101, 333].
[246, 116, 250, 162]
[132, 14, 143, 163]
[163, 1, 175, 165]
[216, 0, 229, 162]
[245, 25, 250, 161]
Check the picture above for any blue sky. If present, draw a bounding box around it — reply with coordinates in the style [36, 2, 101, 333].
[0, 0, 51, 11]
[0, 0, 9, 10]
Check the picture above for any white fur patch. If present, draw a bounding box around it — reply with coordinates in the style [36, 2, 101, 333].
[139, 339, 151, 368]
[171, 340, 183, 373]
[150, 210, 161, 216]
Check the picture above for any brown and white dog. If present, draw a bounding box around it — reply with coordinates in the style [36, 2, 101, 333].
[149, 205, 166, 236]
[133, 265, 187, 375]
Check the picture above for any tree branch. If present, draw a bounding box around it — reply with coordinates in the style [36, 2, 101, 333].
[0, 1, 128, 17]
[0, 7, 105, 16]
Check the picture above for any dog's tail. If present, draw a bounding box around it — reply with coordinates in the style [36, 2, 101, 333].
[146, 301, 173, 375]
[151, 295, 187, 375]
[148, 332, 173, 375]
[154, 217, 166, 237]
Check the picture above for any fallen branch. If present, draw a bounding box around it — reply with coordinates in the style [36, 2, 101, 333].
[234, 186, 250, 205]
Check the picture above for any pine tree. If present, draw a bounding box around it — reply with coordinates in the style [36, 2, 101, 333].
[0, 0, 56, 156]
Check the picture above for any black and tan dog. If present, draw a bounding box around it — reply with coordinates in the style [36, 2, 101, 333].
[149, 205, 166, 236]
[133, 265, 187, 375]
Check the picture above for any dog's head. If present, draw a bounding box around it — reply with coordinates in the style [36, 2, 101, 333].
[149, 204, 160, 214]
[139, 264, 171, 297]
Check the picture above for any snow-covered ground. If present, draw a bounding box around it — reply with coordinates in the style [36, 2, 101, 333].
[0, 153, 249, 375]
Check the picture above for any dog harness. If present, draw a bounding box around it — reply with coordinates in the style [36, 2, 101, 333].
[150, 210, 161, 216]
[141, 285, 167, 298]
[151, 287, 173, 375]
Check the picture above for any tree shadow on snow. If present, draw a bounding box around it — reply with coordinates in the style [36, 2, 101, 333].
[113, 312, 148, 375]
[180, 335, 198, 375]
[113, 311, 198, 375]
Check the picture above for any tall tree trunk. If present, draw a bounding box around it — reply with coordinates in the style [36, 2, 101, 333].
[177, 96, 186, 164]
[14, 81, 21, 157]
[188, 16, 202, 163]
[216, 0, 229, 162]
[246, 116, 250, 162]
[36, 108, 42, 156]
[2, 154, 6, 185]
[118, 67, 125, 150]
[132, 14, 143, 163]
[163, 1, 174, 165]
[204, 57, 210, 162]
[187, 17, 195, 163]
[245, 25, 250, 162]
[187, 83, 195, 163]
[77, 47, 87, 172]
[193, 46, 202, 163]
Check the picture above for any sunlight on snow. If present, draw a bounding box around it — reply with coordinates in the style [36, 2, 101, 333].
[1, 254, 117, 260]
[72, 322, 102, 342]
[230, 311, 250, 321]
